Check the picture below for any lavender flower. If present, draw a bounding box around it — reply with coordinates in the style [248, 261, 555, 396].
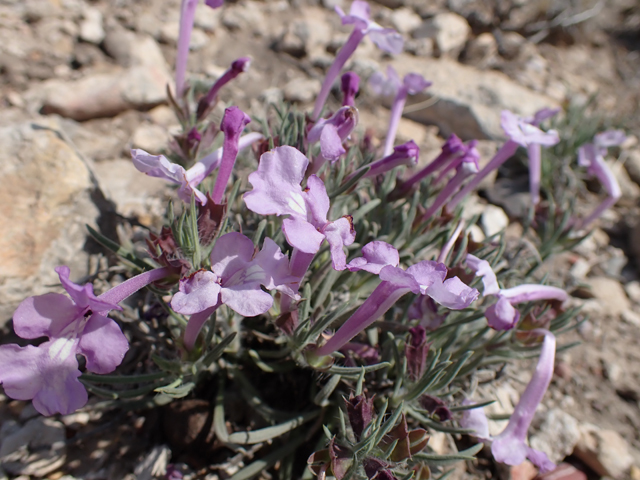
[0, 266, 171, 415]
[369, 66, 431, 156]
[211, 106, 251, 204]
[131, 132, 263, 205]
[171, 232, 295, 349]
[392, 134, 466, 200]
[307, 106, 359, 163]
[341, 72, 360, 107]
[422, 143, 479, 220]
[577, 129, 626, 229]
[175, 0, 224, 97]
[343, 140, 419, 185]
[466, 254, 567, 330]
[312, 1, 403, 120]
[315, 242, 478, 356]
[197, 57, 251, 120]
[448, 109, 560, 211]
[461, 330, 557, 473]
[244, 146, 356, 271]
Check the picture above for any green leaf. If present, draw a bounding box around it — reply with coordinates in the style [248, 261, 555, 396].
[229, 434, 306, 480]
[327, 362, 391, 376]
[412, 443, 483, 466]
[80, 371, 168, 384]
[86, 225, 151, 271]
[154, 380, 195, 398]
[313, 374, 341, 406]
[227, 410, 320, 444]
[200, 332, 237, 367]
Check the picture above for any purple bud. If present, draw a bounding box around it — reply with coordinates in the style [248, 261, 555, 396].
[419, 395, 452, 421]
[329, 437, 353, 480]
[405, 326, 430, 380]
[205, 0, 224, 8]
[363, 457, 389, 479]
[341, 72, 360, 107]
[211, 106, 251, 204]
[345, 393, 375, 440]
[197, 57, 252, 120]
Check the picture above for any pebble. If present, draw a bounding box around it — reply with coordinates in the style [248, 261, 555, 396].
[131, 124, 168, 152]
[573, 425, 634, 479]
[390, 7, 423, 35]
[79, 7, 105, 45]
[481, 204, 509, 237]
[530, 409, 581, 464]
[464, 32, 498, 68]
[536, 463, 587, 480]
[584, 277, 631, 317]
[413, 12, 471, 58]
[283, 77, 321, 103]
[624, 281, 640, 304]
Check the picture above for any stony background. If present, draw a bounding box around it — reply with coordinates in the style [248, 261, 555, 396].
[1, 0, 640, 478]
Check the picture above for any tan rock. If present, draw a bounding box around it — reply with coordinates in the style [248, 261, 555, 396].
[574, 425, 634, 479]
[584, 277, 631, 317]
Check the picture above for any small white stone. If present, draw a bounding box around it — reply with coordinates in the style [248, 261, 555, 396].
[481, 205, 509, 237]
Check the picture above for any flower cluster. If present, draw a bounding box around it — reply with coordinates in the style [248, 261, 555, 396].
[0, 1, 627, 479]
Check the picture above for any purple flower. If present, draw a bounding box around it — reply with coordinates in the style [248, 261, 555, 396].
[422, 143, 479, 220]
[244, 146, 356, 270]
[0, 266, 171, 415]
[461, 330, 557, 473]
[448, 108, 560, 211]
[408, 296, 446, 330]
[312, 0, 403, 120]
[345, 393, 374, 440]
[341, 72, 360, 107]
[347, 241, 399, 274]
[315, 243, 478, 356]
[175, 0, 224, 97]
[308, 106, 359, 163]
[171, 232, 295, 349]
[197, 57, 251, 120]
[576, 130, 626, 229]
[466, 254, 500, 296]
[392, 134, 467, 200]
[466, 254, 567, 330]
[343, 141, 419, 185]
[131, 132, 263, 205]
[369, 66, 431, 156]
[211, 106, 251, 204]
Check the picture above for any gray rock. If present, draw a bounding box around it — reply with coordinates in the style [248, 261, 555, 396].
[574, 425, 634, 479]
[79, 7, 105, 45]
[413, 12, 470, 58]
[530, 409, 581, 464]
[0, 417, 66, 476]
[284, 77, 321, 103]
[131, 124, 169, 153]
[623, 149, 640, 186]
[584, 277, 631, 317]
[37, 34, 170, 120]
[0, 118, 100, 323]
[275, 20, 310, 58]
[390, 7, 423, 34]
[388, 54, 559, 140]
[481, 204, 509, 237]
[463, 32, 498, 68]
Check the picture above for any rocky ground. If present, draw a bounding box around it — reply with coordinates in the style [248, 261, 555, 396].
[1, 0, 640, 479]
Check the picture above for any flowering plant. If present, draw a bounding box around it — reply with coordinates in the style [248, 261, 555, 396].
[0, 1, 627, 478]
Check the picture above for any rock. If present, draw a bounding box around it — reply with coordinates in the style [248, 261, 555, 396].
[584, 277, 631, 317]
[194, 2, 221, 32]
[536, 463, 587, 480]
[623, 149, 640, 186]
[621, 309, 640, 327]
[574, 425, 634, 479]
[405, 37, 435, 57]
[496, 31, 527, 60]
[624, 281, 640, 304]
[388, 54, 559, 140]
[284, 77, 321, 103]
[0, 417, 66, 476]
[529, 409, 581, 464]
[37, 34, 170, 120]
[609, 158, 640, 199]
[508, 460, 538, 480]
[133, 445, 171, 480]
[481, 205, 509, 237]
[131, 124, 168, 152]
[463, 32, 498, 68]
[447, 0, 496, 29]
[390, 8, 423, 34]
[371, 0, 406, 8]
[221, 2, 268, 37]
[79, 7, 105, 45]
[0, 119, 100, 323]
[275, 20, 310, 58]
[93, 159, 167, 227]
[413, 12, 470, 58]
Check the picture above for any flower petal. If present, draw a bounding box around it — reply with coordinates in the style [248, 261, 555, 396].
[379, 265, 421, 293]
[485, 296, 520, 330]
[171, 270, 222, 315]
[210, 232, 256, 281]
[221, 284, 274, 317]
[367, 27, 404, 54]
[426, 277, 479, 309]
[244, 146, 309, 218]
[347, 241, 399, 274]
[466, 254, 500, 296]
[78, 314, 129, 374]
[324, 216, 356, 271]
[283, 217, 325, 254]
[13, 293, 78, 339]
[55, 266, 120, 313]
[406, 261, 447, 294]
[319, 124, 346, 161]
[0, 344, 43, 401]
